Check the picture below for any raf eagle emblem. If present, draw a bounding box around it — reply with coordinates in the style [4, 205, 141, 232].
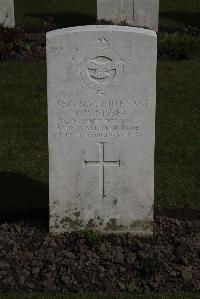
[72, 37, 126, 95]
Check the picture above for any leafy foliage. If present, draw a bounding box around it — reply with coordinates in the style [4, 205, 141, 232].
[0, 25, 24, 59]
[84, 230, 102, 248]
[0, 25, 45, 60]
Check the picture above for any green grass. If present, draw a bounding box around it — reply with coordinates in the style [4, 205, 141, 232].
[0, 60, 199, 221]
[0, 62, 47, 182]
[159, 0, 200, 30]
[156, 61, 200, 208]
[15, 0, 96, 31]
[0, 294, 200, 299]
[13, 0, 200, 31]
[160, 0, 200, 11]
[0, 62, 48, 222]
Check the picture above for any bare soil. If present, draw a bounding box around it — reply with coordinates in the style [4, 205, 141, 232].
[0, 214, 200, 293]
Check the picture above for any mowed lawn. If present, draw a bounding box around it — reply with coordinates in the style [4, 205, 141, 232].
[160, 0, 200, 28]
[14, 0, 200, 31]
[15, 0, 96, 31]
[0, 60, 199, 221]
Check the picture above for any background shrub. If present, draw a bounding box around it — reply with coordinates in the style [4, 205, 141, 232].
[158, 33, 200, 60]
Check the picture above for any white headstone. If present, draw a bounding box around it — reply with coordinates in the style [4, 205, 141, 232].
[97, 0, 159, 31]
[47, 25, 157, 235]
[0, 0, 15, 28]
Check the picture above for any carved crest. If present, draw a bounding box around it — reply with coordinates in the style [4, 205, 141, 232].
[73, 37, 126, 96]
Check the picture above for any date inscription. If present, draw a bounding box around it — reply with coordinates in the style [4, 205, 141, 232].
[57, 98, 151, 138]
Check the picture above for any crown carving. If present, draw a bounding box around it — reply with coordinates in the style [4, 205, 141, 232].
[96, 37, 110, 49]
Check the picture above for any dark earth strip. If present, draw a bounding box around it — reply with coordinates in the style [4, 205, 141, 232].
[0, 216, 200, 293]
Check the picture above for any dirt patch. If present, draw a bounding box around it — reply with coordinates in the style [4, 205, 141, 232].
[0, 215, 200, 293]
[0, 31, 46, 62]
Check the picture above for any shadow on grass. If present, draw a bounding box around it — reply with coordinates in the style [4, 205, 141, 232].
[25, 12, 96, 30]
[0, 171, 48, 227]
[160, 11, 200, 28]
[155, 208, 200, 221]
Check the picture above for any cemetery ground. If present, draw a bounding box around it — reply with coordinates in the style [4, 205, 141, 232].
[0, 294, 200, 299]
[0, 0, 200, 296]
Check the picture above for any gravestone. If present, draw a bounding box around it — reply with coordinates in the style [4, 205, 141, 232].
[0, 0, 15, 27]
[47, 25, 157, 235]
[97, 0, 159, 31]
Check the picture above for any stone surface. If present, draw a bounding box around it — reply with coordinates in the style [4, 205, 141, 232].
[47, 25, 157, 234]
[97, 0, 159, 31]
[0, 0, 15, 27]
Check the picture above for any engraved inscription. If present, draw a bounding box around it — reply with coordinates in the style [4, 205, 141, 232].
[84, 142, 120, 198]
[57, 97, 151, 138]
[73, 37, 126, 95]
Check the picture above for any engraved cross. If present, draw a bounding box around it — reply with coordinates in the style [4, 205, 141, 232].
[84, 142, 120, 199]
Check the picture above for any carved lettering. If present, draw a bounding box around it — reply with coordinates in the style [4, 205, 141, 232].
[57, 97, 151, 138]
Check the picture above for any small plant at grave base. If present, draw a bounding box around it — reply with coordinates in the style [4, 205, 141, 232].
[24, 41, 33, 53]
[84, 230, 102, 248]
[0, 24, 24, 58]
[119, 20, 129, 26]
[96, 18, 114, 25]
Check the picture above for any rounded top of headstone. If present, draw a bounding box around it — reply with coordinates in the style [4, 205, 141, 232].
[46, 25, 157, 39]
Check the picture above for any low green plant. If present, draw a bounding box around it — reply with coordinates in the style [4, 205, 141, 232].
[84, 230, 102, 248]
[0, 25, 24, 59]
[0, 26, 39, 60]
[24, 41, 33, 52]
